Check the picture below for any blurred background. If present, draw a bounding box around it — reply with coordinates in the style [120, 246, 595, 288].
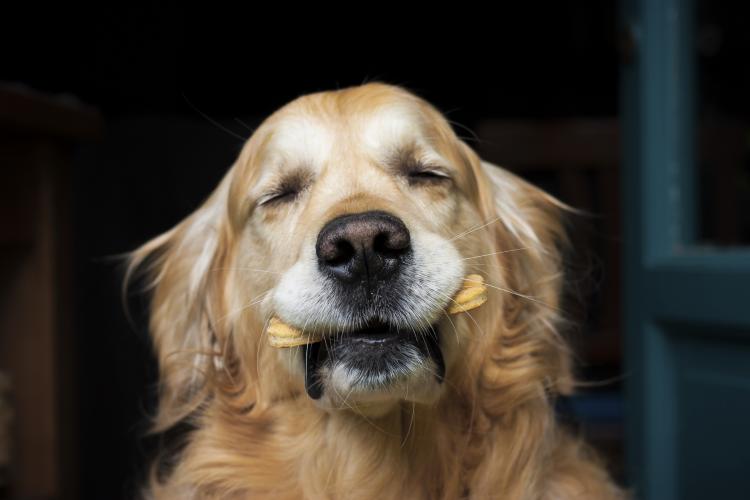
[1, 1, 748, 499]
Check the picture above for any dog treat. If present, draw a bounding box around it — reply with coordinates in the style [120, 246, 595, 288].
[267, 274, 488, 348]
[445, 274, 488, 314]
[266, 317, 322, 348]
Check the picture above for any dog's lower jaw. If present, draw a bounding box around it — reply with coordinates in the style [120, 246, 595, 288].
[296, 321, 447, 414]
[338, 399, 400, 418]
[310, 368, 446, 418]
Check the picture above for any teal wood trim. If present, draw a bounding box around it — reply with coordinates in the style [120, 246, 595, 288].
[620, 0, 645, 493]
[631, 0, 693, 262]
[625, 0, 696, 264]
[621, 0, 696, 497]
[645, 267, 750, 327]
[641, 322, 678, 499]
[654, 252, 750, 268]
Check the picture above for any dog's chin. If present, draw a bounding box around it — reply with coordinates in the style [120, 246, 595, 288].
[301, 322, 446, 416]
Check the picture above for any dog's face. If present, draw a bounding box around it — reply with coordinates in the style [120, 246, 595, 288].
[235, 85, 492, 415]
[135, 83, 567, 423]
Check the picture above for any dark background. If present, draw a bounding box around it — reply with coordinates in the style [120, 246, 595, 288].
[4, 3, 623, 499]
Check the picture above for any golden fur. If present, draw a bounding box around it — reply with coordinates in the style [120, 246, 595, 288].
[127, 83, 625, 499]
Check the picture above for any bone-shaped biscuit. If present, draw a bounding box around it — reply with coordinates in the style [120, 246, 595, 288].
[446, 274, 487, 314]
[266, 317, 324, 348]
[266, 274, 487, 348]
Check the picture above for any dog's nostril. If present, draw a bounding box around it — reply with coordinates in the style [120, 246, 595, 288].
[373, 233, 389, 255]
[373, 232, 408, 259]
[316, 211, 411, 282]
[327, 240, 356, 267]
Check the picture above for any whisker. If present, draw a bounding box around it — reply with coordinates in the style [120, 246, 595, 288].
[401, 401, 416, 449]
[464, 277, 561, 313]
[339, 372, 360, 410]
[439, 307, 461, 346]
[573, 372, 630, 388]
[448, 215, 502, 242]
[322, 444, 337, 494]
[427, 285, 487, 340]
[445, 118, 481, 144]
[324, 322, 333, 369]
[407, 193, 455, 240]
[416, 357, 461, 395]
[408, 324, 435, 375]
[211, 267, 282, 275]
[417, 286, 462, 346]
[328, 382, 398, 437]
[403, 287, 485, 457]
[216, 289, 273, 324]
[460, 248, 530, 261]
[234, 117, 255, 131]
[182, 93, 248, 142]
[255, 313, 273, 399]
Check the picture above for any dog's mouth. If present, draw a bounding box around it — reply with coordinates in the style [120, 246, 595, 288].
[302, 321, 444, 400]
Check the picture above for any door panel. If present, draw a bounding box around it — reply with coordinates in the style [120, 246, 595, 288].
[673, 330, 750, 500]
[621, 0, 750, 498]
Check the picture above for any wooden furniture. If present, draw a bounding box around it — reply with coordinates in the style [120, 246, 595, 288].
[475, 118, 622, 365]
[0, 84, 101, 500]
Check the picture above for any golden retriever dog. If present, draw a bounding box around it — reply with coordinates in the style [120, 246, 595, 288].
[128, 82, 624, 499]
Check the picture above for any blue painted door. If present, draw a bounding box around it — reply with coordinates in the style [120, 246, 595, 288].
[621, 0, 750, 499]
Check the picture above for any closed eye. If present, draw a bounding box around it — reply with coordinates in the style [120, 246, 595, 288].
[257, 168, 312, 207]
[409, 169, 450, 180]
[407, 167, 452, 185]
[259, 189, 299, 206]
[388, 143, 452, 186]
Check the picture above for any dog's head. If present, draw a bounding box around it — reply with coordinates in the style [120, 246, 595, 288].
[129, 83, 571, 425]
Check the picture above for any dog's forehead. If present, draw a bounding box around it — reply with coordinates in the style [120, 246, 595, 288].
[267, 103, 427, 169]
[265, 114, 334, 168]
[357, 104, 425, 153]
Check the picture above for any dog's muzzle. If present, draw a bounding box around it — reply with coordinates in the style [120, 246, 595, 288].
[302, 211, 444, 400]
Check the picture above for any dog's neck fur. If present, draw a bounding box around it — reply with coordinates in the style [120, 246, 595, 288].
[160, 394, 478, 498]
[151, 384, 621, 500]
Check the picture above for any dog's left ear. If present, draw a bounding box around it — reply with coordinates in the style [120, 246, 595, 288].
[125, 170, 235, 431]
[457, 141, 575, 400]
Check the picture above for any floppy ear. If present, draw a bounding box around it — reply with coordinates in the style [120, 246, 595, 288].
[457, 142, 574, 416]
[126, 170, 235, 432]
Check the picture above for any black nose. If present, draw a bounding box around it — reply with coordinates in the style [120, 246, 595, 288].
[316, 211, 411, 284]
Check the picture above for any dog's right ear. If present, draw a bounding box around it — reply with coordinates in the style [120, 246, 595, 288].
[125, 169, 236, 431]
[456, 140, 575, 406]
